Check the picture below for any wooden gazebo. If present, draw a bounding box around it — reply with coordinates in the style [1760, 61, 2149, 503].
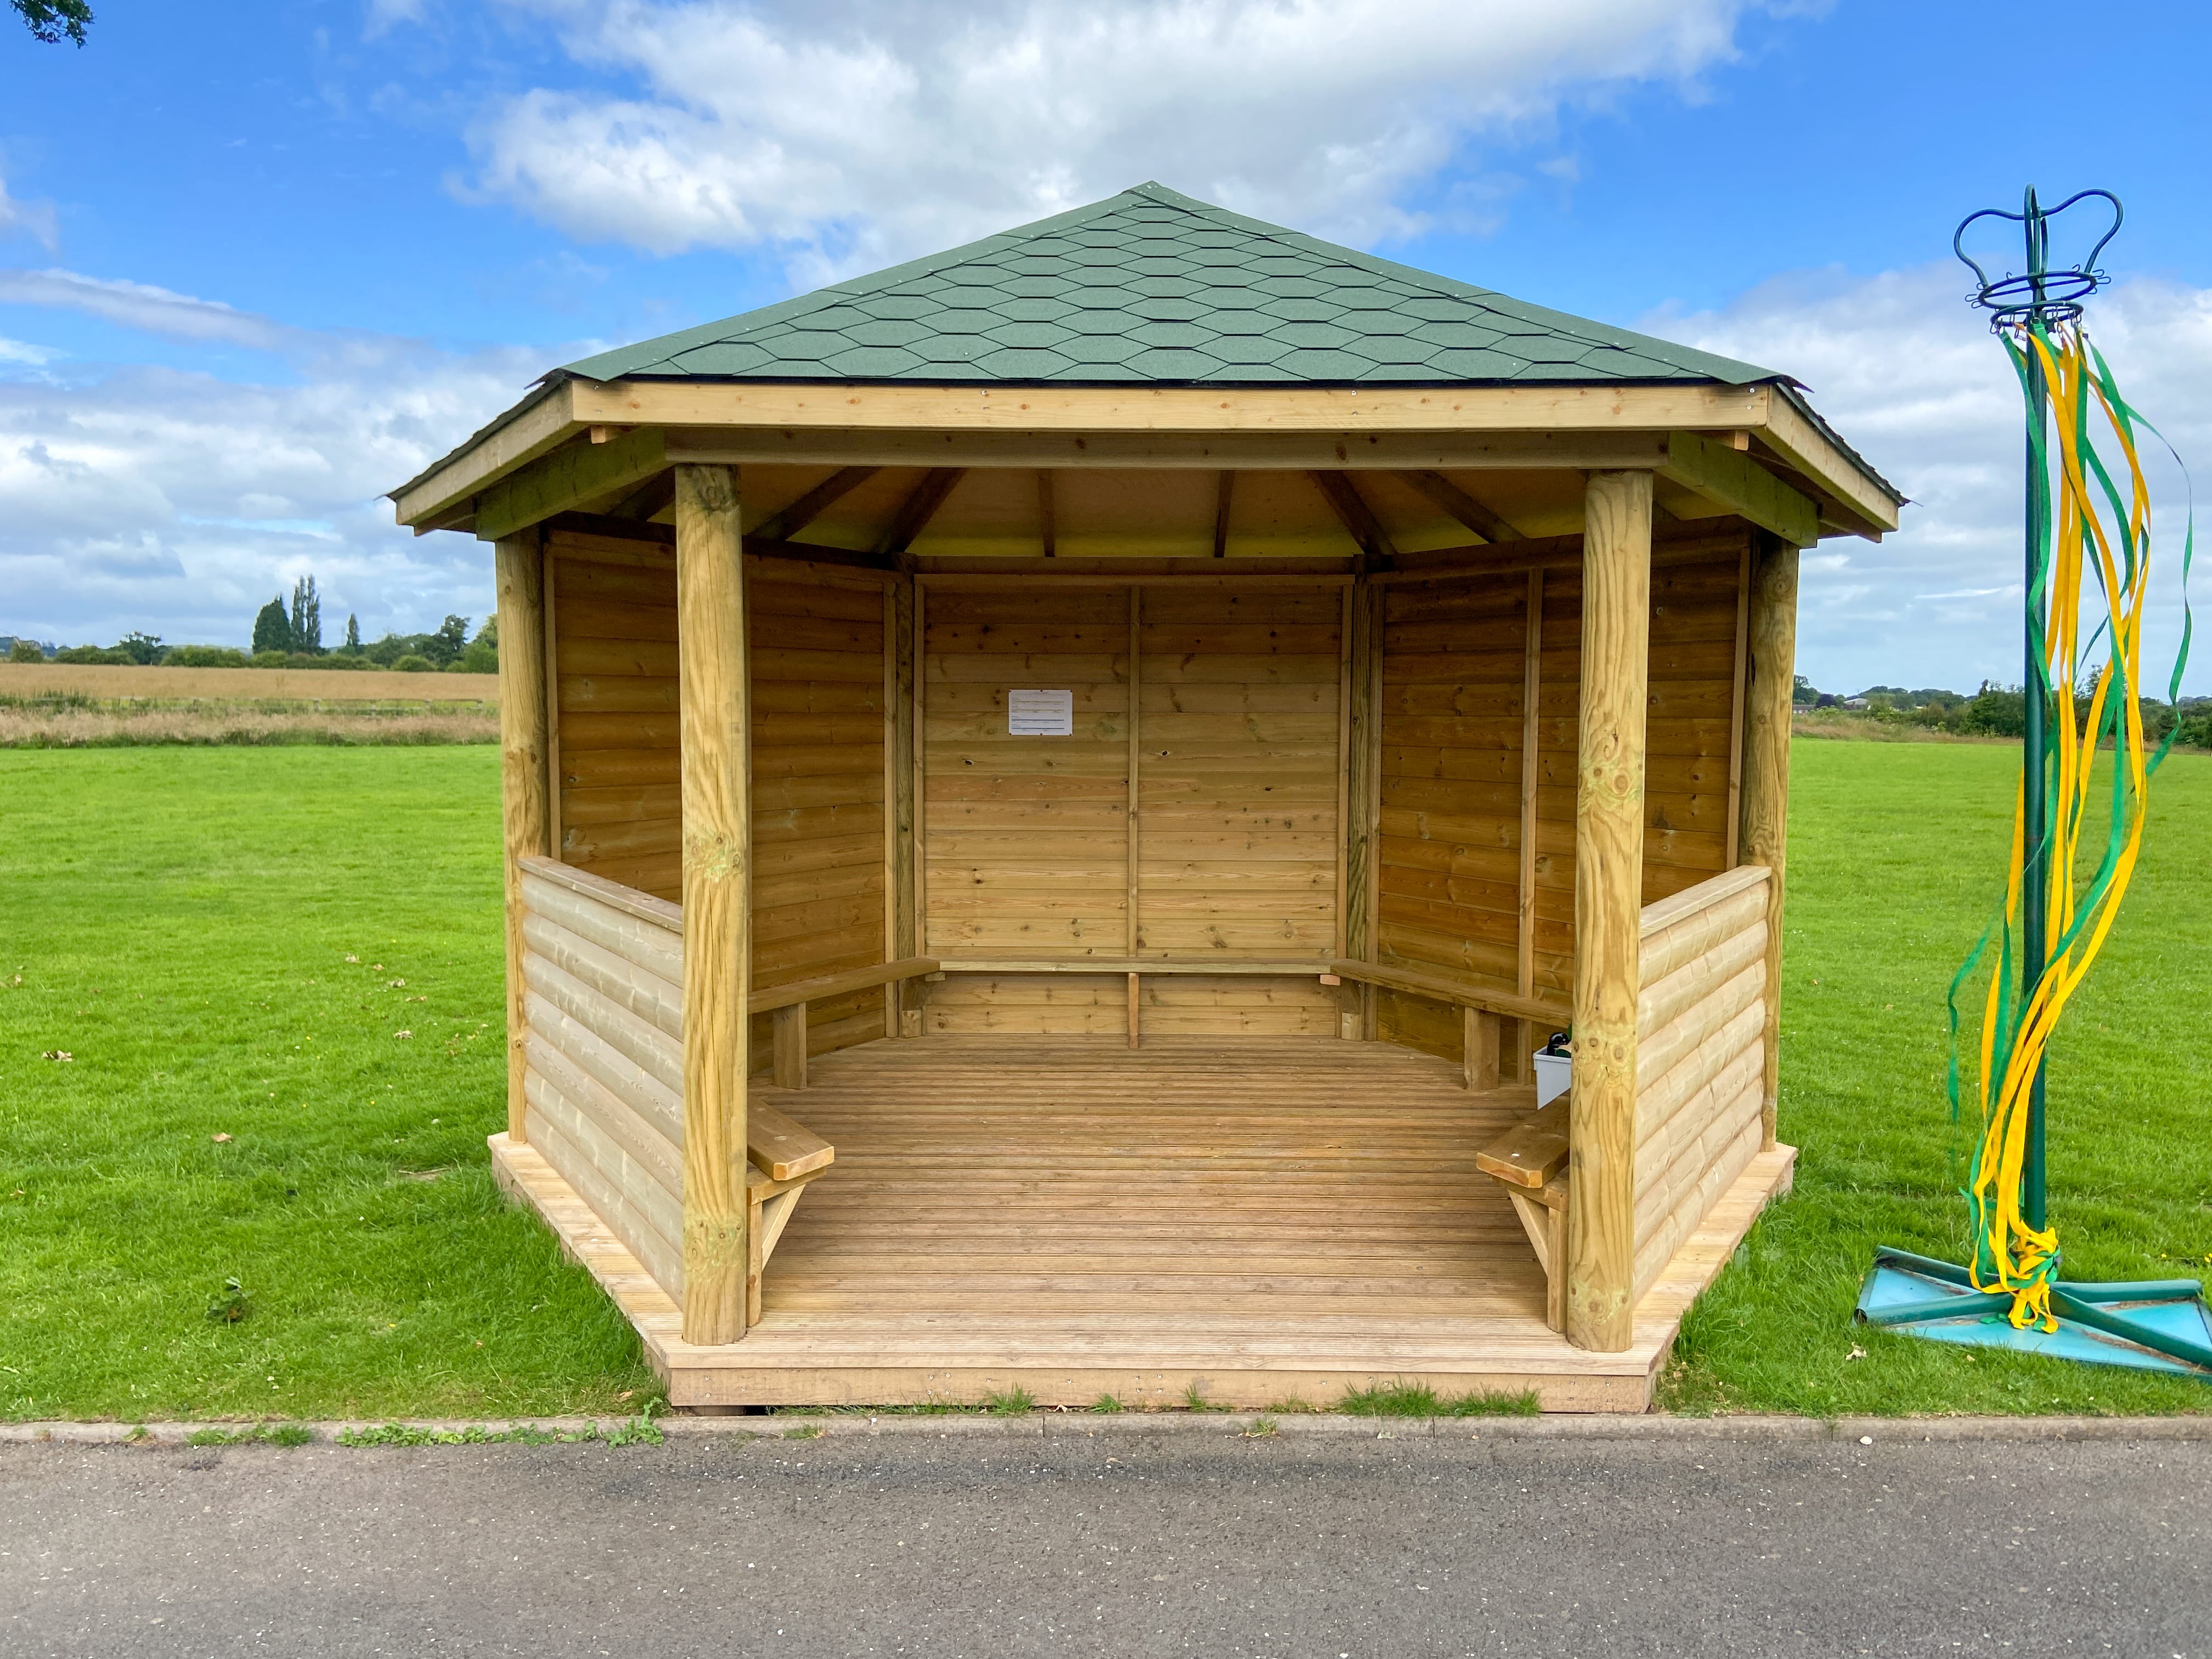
[391, 184, 1899, 1410]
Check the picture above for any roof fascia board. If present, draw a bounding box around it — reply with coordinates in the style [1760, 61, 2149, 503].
[654, 423, 1675, 472]
[1754, 384, 1901, 535]
[393, 380, 583, 529]
[568, 377, 1770, 434]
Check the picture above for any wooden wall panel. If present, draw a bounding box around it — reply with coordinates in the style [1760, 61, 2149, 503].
[515, 860, 686, 1299]
[548, 529, 890, 1064]
[1371, 531, 1753, 1060]
[922, 587, 1133, 956]
[1630, 867, 1771, 1299]
[1136, 586, 1341, 958]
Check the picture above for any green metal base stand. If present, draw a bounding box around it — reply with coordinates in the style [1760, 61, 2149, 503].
[1857, 1248, 2212, 1379]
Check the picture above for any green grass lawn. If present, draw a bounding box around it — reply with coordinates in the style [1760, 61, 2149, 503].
[3, 741, 2209, 1420]
[0, 748, 654, 1421]
[1663, 738, 2212, 1415]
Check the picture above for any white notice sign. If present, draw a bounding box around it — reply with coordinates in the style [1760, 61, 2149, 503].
[1007, 688, 1074, 737]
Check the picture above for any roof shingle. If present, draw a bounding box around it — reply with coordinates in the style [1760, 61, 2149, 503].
[556, 182, 1780, 390]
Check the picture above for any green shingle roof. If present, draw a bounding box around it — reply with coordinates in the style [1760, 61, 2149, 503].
[556, 182, 1782, 390]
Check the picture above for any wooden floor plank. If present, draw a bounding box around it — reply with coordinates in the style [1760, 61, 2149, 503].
[487, 1034, 1796, 1411]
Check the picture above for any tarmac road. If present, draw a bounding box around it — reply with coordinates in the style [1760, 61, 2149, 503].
[4, 1422, 2207, 1657]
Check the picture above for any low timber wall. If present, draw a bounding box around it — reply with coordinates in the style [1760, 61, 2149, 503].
[515, 855, 686, 1300]
[1631, 864, 1771, 1300]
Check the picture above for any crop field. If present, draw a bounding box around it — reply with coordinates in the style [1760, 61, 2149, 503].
[2, 741, 2209, 1421]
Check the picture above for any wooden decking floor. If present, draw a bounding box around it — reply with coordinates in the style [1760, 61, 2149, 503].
[491, 1035, 1795, 1412]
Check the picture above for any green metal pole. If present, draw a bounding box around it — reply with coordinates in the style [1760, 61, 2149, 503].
[2019, 188, 2052, 1235]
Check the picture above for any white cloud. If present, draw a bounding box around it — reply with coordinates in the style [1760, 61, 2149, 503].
[469, 0, 1795, 276]
[1655, 264, 2211, 696]
[0, 311, 555, 648]
[0, 166, 59, 252]
[0, 268, 301, 351]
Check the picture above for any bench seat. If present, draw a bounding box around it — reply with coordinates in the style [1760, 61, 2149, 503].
[1475, 1097, 1568, 1333]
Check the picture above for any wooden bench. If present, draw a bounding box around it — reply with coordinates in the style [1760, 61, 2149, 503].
[1474, 1097, 1570, 1333]
[1325, 957, 1570, 1091]
[744, 1102, 834, 1328]
[751, 956, 940, 1090]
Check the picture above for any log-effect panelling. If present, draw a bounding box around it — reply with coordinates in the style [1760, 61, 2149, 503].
[1631, 865, 1770, 1300]
[546, 529, 890, 1064]
[515, 856, 686, 1299]
[1372, 533, 1751, 1062]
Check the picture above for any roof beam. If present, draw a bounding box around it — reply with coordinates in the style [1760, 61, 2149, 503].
[475, 426, 669, 543]
[874, 469, 966, 557]
[1660, 431, 1820, 548]
[752, 465, 879, 544]
[1398, 470, 1523, 542]
[1308, 471, 1396, 561]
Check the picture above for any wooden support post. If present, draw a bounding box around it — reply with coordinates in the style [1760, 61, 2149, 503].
[495, 534, 550, 1145]
[1566, 467, 1652, 1355]
[1344, 578, 1383, 1036]
[540, 541, 562, 861]
[771, 1003, 808, 1090]
[1126, 972, 1142, 1051]
[675, 461, 751, 1347]
[1212, 471, 1234, 558]
[1464, 1007, 1502, 1091]
[1126, 585, 1142, 957]
[885, 579, 917, 1036]
[1037, 470, 1056, 557]
[1739, 536, 1799, 1151]
[1725, 539, 1752, 869]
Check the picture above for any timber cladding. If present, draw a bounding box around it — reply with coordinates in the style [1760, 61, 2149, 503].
[1373, 531, 1752, 1063]
[545, 526, 889, 1063]
[918, 578, 1344, 1037]
[1630, 865, 1771, 1301]
[515, 857, 686, 1300]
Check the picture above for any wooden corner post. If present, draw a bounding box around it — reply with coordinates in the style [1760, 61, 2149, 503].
[494, 532, 549, 1145]
[676, 461, 752, 1346]
[1567, 469, 1652, 1353]
[1738, 535, 1799, 1150]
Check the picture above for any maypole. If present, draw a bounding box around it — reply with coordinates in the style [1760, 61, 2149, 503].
[1854, 187, 2209, 1377]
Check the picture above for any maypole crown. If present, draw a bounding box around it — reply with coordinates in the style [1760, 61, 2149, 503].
[1953, 185, 2122, 330]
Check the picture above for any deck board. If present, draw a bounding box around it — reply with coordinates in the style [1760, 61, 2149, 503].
[490, 1034, 1795, 1412]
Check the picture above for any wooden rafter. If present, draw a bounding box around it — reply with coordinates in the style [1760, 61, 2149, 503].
[607, 471, 677, 521]
[754, 465, 880, 544]
[1308, 471, 1396, 561]
[1400, 470, 1523, 543]
[875, 469, 967, 557]
[1037, 470, 1056, 557]
[1212, 471, 1234, 558]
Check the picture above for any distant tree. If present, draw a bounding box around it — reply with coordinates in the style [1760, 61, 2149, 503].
[343, 613, 361, 652]
[289, 576, 323, 655]
[12, 1, 91, 46]
[251, 595, 291, 656]
[8, 639, 43, 663]
[474, 613, 499, 649]
[1791, 674, 1819, 707]
[114, 630, 163, 664]
[425, 614, 470, 667]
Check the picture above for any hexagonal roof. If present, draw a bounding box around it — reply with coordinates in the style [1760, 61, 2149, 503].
[555, 182, 1781, 390]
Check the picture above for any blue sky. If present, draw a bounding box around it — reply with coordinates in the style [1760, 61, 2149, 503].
[3, 0, 2207, 693]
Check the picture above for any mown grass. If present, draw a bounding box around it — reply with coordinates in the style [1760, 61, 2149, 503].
[0, 747, 655, 1421]
[1660, 742, 2212, 1415]
[4, 742, 2209, 1420]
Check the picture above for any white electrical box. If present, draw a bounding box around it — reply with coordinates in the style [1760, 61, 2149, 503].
[1007, 689, 1075, 737]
